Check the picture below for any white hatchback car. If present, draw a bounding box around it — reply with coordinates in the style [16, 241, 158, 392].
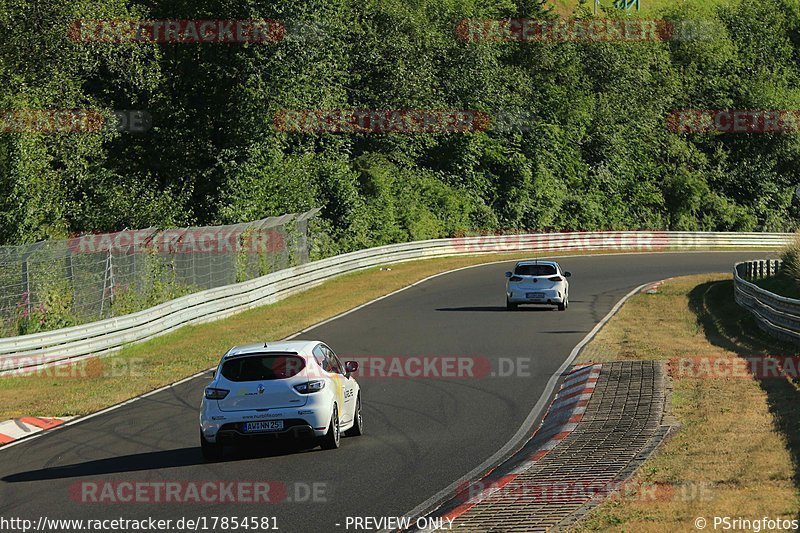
[199, 340, 362, 461]
[505, 260, 571, 311]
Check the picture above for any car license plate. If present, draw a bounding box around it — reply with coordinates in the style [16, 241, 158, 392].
[244, 420, 284, 433]
[526, 292, 545, 299]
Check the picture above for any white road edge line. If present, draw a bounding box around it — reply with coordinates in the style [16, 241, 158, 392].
[0, 248, 754, 453]
[388, 280, 654, 532]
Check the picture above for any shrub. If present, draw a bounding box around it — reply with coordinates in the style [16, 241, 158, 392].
[780, 232, 800, 281]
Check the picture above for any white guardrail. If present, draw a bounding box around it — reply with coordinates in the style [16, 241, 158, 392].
[734, 259, 800, 344]
[0, 231, 791, 372]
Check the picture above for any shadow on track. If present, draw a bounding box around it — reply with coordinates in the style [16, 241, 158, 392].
[3, 441, 318, 482]
[436, 306, 553, 312]
[689, 279, 800, 487]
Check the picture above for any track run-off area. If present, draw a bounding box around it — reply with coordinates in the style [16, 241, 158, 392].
[0, 252, 773, 532]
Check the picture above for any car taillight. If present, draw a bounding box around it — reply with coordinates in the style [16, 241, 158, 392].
[204, 387, 229, 400]
[294, 380, 325, 394]
[509, 276, 523, 282]
[548, 276, 563, 282]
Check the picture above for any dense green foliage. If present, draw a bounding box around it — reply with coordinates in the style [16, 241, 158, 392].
[1, 0, 800, 251]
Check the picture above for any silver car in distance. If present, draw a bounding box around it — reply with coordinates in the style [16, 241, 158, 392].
[505, 260, 571, 311]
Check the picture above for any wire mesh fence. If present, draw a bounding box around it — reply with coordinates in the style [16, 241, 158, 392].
[0, 208, 320, 336]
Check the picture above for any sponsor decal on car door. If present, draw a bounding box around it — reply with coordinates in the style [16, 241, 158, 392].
[330, 372, 344, 411]
[326, 347, 354, 423]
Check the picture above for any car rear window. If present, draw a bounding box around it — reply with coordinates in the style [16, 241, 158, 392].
[220, 353, 306, 382]
[514, 264, 557, 276]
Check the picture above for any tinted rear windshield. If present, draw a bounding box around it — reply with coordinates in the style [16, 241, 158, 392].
[514, 264, 557, 276]
[221, 353, 306, 382]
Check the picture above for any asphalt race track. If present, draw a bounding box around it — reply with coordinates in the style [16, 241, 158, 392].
[0, 252, 771, 531]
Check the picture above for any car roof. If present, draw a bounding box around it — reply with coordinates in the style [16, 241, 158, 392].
[224, 340, 320, 358]
[516, 260, 559, 267]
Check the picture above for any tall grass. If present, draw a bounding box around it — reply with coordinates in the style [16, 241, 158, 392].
[781, 233, 800, 281]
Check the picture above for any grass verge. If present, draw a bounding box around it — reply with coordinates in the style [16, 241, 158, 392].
[576, 274, 800, 531]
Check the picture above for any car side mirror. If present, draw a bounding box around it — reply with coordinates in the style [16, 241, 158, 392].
[211, 370, 216, 378]
[345, 361, 359, 374]
[564, 272, 572, 278]
[505, 272, 513, 278]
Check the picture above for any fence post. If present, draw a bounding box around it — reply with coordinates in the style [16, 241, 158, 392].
[65, 251, 75, 313]
[19, 242, 45, 315]
[759, 261, 764, 279]
[109, 253, 115, 306]
[100, 251, 114, 317]
[21, 259, 30, 315]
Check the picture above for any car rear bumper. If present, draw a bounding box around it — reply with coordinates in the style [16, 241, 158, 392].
[216, 419, 319, 443]
[507, 289, 565, 305]
[200, 405, 330, 443]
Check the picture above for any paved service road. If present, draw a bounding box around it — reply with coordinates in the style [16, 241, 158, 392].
[0, 252, 769, 531]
